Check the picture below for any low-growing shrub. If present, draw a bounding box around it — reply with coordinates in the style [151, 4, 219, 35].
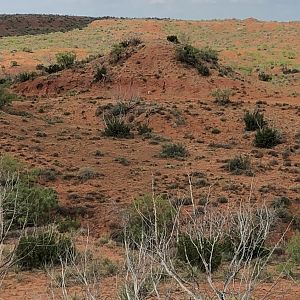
[57, 218, 81, 233]
[126, 195, 175, 245]
[15, 71, 37, 83]
[177, 234, 222, 272]
[110, 44, 127, 64]
[258, 72, 272, 82]
[196, 63, 210, 76]
[94, 66, 107, 82]
[255, 127, 282, 148]
[0, 88, 16, 109]
[167, 35, 179, 44]
[296, 130, 300, 143]
[10, 61, 18, 67]
[176, 44, 199, 67]
[4, 183, 58, 227]
[44, 64, 64, 74]
[212, 88, 231, 105]
[226, 155, 252, 175]
[103, 115, 132, 138]
[120, 37, 142, 48]
[110, 38, 142, 64]
[15, 231, 75, 270]
[77, 167, 97, 181]
[176, 44, 218, 76]
[56, 52, 76, 68]
[160, 143, 188, 159]
[271, 196, 291, 209]
[137, 123, 152, 135]
[287, 233, 300, 264]
[244, 110, 266, 131]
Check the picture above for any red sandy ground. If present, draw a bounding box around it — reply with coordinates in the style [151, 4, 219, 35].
[0, 18, 299, 299]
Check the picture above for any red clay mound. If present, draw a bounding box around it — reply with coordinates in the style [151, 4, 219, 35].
[15, 41, 248, 100]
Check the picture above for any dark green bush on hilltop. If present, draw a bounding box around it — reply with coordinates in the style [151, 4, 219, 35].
[176, 44, 218, 76]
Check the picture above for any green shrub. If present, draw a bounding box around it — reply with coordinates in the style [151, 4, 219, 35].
[255, 127, 282, 148]
[110, 44, 126, 64]
[126, 195, 175, 245]
[226, 155, 252, 175]
[56, 52, 76, 68]
[258, 72, 272, 82]
[244, 110, 266, 131]
[198, 47, 219, 64]
[0, 88, 16, 109]
[94, 66, 107, 82]
[176, 44, 218, 76]
[44, 64, 64, 74]
[167, 35, 179, 44]
[15, 231, 75, 270]
[120, 37, 142, 48]
[10, 61, 18, 67]
[4, 183, 58, 227]
[212, 89, 231, 105]
[0, 154, 22, 179]
[296, 130, 300, 143]
[196, 63, 210, 76]
[57, 218, 81, 233]
[176, 44, 200, 67]
[77, 167, 97, 181]
[177, 234, 222, 272]
[287, 233, 300, 264]
[160, 143, 188, 159]
[271, 196, 291, 209]
[103, 115, 132, 138]
[137, 123, 152, 135]
[15, 71, 37, 83]
[110, 38, 141, 64]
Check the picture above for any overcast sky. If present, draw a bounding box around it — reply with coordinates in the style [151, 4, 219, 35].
[0, 0, 299, 21]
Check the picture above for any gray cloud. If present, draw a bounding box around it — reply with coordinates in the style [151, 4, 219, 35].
[0, 0, 299, 20]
